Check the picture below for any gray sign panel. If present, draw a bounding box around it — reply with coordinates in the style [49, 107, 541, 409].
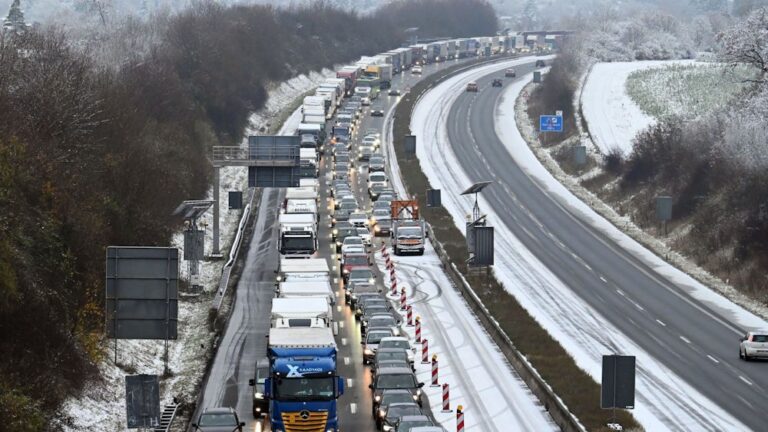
[426, 189, 441, 208]
[573, 145, 587, 165]
[248, 166, 302, 188]
[248, 135, 301, 164]
[106, 247, 179, 340]
[183, 230, 204, 261]
[404, 135, 416, 155]
[228, 191, 243, 209]
[601, 355, 636, 409]
[655, 196, 673, 222]
[533, 71, 541, 83]
[473, 226, 494, 266]
[125, 374, 161, 429]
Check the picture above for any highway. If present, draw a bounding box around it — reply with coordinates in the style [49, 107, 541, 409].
[433, 61, 768, 430]
[191, 57, 459, 431]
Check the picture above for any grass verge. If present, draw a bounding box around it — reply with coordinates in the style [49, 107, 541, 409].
[393, 58, 641, 431]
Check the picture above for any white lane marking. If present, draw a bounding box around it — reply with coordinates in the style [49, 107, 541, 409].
[634, 303, 645, 311]
[339, 320, 345, 328]
[656, 319, 666, 327]
[344, 357, 350, 365]
[739, 375, 753, 386]
[707, 355, 719, 364]
[679, 335, 691, 344]
[350, 403, 358, 414]
[584, 264, 592, 271]
[599, 276, 608, 283]
[333, 322, 339, 336]
[337, 305, 342, 312]
[616, 289, 625, 297]
[347, 378, 354, 388]
[341, 338, 347, 346]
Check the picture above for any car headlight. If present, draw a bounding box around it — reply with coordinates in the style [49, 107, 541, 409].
[364, 348, 373, 355]
[276, 275, 282, 282]
[255, 392, 264, 399]
[374, 226, 381, 232]
[343, 269, 349, 274]
[374, 395, 381, 402]
[333, 229, 338, 235]
[336, 241, 341, 246]
[378, 409, 386, 418]
[368, 278, 375, 284]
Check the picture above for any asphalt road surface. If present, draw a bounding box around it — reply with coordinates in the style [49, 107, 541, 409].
[190, 56, 463, 432]
[445, 63, 768, 431]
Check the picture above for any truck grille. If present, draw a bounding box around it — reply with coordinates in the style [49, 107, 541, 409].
[281, 411, 328, 432]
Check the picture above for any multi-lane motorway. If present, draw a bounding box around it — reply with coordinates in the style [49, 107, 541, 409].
[433, 62, 768, 430]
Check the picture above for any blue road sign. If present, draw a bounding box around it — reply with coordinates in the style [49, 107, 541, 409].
[539, 115, 563, 132]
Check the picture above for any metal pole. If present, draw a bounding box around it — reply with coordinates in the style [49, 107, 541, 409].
[164, 248, 171, 376]
[213, 166, 220, 255]
[114, 249, 119, 364]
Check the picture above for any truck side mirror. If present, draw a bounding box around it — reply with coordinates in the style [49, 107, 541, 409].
[249, 379, 255, 386]
[337, 376, 345, 397]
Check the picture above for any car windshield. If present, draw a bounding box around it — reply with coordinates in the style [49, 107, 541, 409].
[374, 209, 389, 216]
[357, 228, 370, 236]
[753, 335, 768, 342]
[370, 316, 396, 326]
[380, 340, 410, 350]
[364, 305, 388, 314]
[274, 376, 335, 400]
[340, 202, 357, 210]
[344, 237, 363, 245]
[367, 331, 391, 344]
[387, 405, 422, 419]
[376, 374, 417, 389]
[350, 269, 373, 279]
[198, 413, 238, 426]
[381, 392, 414, 406]
[398, 420, 433, 429]
[370, 174, 386, 182]
[378, 351, 407, 362]
[340, 228, 357, 237]
[345, 255, 368, 266]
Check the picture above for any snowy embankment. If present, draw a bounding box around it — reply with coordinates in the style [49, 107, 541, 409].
[374, 245, 557, 432]
[411, 61, 753, 431]
[59, 69, 332, 432]
[580, 60, 693, 156]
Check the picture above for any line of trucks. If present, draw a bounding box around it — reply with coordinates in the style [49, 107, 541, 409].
[244, 35, 513, 431]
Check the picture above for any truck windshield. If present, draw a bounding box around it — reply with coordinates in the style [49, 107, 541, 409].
[282, 236, 315, 251]
[397, 227, 422, 237]
[274, 376, 335, 400]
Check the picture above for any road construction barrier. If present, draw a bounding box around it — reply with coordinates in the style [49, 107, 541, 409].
[422, 338, 429, 364]
[457, 405, 464, 432]
[391, 279, 397, 296]
[431, 354, 440, 387]
[415, 316, 422, 342]
[406, 305, 414, 326]
[442, 383, 452, 412]
[400, 286, 407, 310]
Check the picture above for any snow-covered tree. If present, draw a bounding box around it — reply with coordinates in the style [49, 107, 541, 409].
[717, 7, 768, 83]
[3, 0, 27, 33]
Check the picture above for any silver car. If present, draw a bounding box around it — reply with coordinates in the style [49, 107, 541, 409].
[740, 331, 768, 360]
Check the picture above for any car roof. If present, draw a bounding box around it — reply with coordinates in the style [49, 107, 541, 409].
[398, 415, 431, 422]
[381, 388, 413, 395]
[380, 336, 409, 343]
[409, 427, 446, 432]
[202, 407, 235, 414]
[377, 366, 415, 375]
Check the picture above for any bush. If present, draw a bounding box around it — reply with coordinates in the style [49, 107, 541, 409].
[603, 147, 624, 175]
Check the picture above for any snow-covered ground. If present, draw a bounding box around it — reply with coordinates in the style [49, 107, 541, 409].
[374, 244, 558, 432]
[580, 60, 693, 156]
[58, 70, 332, 431]
[410, 60, 755, 431]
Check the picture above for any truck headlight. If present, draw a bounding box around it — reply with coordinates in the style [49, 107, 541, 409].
[254, 392, 264, 399]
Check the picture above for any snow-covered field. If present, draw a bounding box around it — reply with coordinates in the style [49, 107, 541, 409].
[580, 60, 693, 156]
[58, 70, 331, 431]
[410, 60, 755, 431]
[374, 244, 558, 432]
[625, 63, 753, 119]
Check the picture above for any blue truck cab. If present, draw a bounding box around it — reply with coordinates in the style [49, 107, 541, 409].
[265, 327, 344, 432]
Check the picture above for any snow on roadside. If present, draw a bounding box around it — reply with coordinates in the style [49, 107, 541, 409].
[581, 60, 693, 156]
[374, 244, 557, 432]
[410, 62, 750, 431]
[58, 70, 334, 432]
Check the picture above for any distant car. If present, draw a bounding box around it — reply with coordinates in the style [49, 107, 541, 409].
[492, 79, 503, 87]
[248, 358, 270, 417]
[369, 156, 386, 172]
[380, 81, 392, 89]
[505, 68, 516, 77]
[371, 109, 385, 117]
[740, 331, 768, 360]
[370, 367, 424, 411]
[388, 89, 401, 96]
[362, 96, 371, 106]
[192, 407, 245, 432]
[535, 59, 546, 67]
[466, 82, 478, 92]
[411, 66, 423, 75]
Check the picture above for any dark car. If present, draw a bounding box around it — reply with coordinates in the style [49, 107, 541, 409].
[347, 285, 380, 307]
[370, 367, 424, 412]
[388, 89, 401, 96]
[535, 59, 546, 67]
[371, 109, 385, 117]
[379, 402, 423, 431]
[373, 388, 417, 419]
[192, 407, 245, 432]
[390, 415, 434, 432]
[335, 226, 359, 252]
[492, 78, 503, 87]
[363, 314, 400, 338]
[248, 358, 270, 417]
[372, 348, 411, 375]
[373, 217, 393, 237]
[505, 68, 516, 77]
[362, 328, 396, 364]
[332, 221, 354, 242]
[380, 80, 392, 89]
[355, 296, 389, 319]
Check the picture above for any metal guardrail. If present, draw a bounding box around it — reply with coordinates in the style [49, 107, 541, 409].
[212, 146, 299, 167]
[425, 227, 587, 432]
